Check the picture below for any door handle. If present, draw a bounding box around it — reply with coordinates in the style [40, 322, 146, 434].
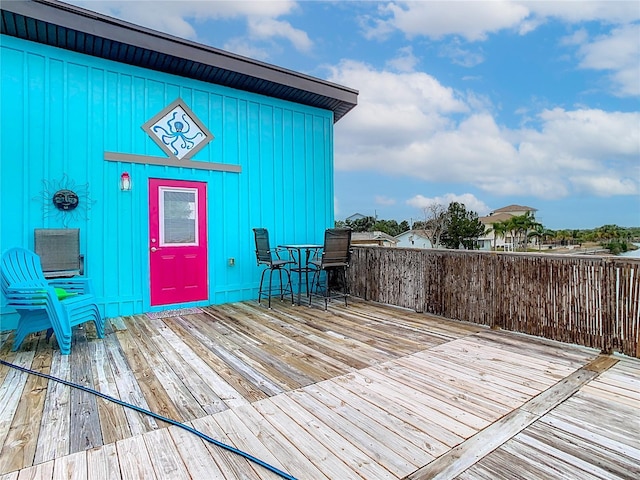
[150, 247, 157, 252]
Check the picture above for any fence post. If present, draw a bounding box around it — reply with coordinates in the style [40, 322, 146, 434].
[601, 258, 615, 354]
[489, 252, 499, 329]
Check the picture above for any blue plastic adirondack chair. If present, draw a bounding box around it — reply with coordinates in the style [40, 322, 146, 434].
[1, 247, 104, 354]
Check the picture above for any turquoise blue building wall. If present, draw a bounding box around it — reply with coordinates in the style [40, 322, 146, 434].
[0, 36, 335, 328]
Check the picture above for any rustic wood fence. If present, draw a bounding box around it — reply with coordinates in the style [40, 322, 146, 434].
[348, 247, 640, 358]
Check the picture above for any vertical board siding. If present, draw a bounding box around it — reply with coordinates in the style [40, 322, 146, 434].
[1, 35, 334, 321]
[348, 247, 640, 358]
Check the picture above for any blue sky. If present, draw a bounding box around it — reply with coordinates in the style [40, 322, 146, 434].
[71, 1, 639, 229]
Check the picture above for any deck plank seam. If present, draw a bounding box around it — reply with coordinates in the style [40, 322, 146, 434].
[403, 354, 620, 480]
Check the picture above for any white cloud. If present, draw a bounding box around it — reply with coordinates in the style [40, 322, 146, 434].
[439, 41, 485, 68]
[523, 1, 640, 25]
[386, 46, 419, 73]
[363, 2, 639, 97]
[69, 0, 300, 42]
[375, 195, 397, 206]
[574, 24, 640, 97]
[533, 108, 639, 159]
[407, 193, 491, 215]
[327, 60, 468, 150]
[373, 1, 530, 41]
[221, 38, 271, 61]
[247, 17, 313, 52]
[330, 62, 640, 200]
[561, 28, 589, 47]
[570, 175, 638, 196]
[364, 1, 640, 42]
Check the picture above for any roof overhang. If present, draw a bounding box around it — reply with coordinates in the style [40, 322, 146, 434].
[0, 0, 358, 122]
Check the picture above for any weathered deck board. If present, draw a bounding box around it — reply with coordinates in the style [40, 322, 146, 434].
[171, 314, 283, 399]
[88, 341, 131, 446]
[0, 338, 52, 474]
[266, 393, 397, 479]
[114, 327, 180, 429]
[343, 370, 469, 446]
[33, 352, 71, 464]
[0, 350, 36, 467]
[190, 414, 280, 480]
[141, 428, 190, 480]
[101, 333, 157, 436]
[285, 386, 428, 474]
[15, 459, 54, 480]
[69, 329, 102, 454]
[206, 409, 287, 480]
[375, 360, 506, 422]
[0, 299, 637, 479]
[165, 424, 227, 480]
[455, 358, 640, 480]
[394, 354, 525, 410]
[516, 423, 639, 478]
[302, 382, 434, 466]
[53, 451, 87, 480]
[121, 317, 208, 419]
[392, 355, 514, 418]
[406, 356, 606, 480]
[316, 379, 450, 458]
[115, 435, 156, 480]
[86, 444, 120, 480]
[150, 317, 248, 411]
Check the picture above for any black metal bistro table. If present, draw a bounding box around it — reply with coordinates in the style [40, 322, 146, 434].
[279, 244, 322, 305]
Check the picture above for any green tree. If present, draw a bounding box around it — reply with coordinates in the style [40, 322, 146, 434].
[487, 220, 509, 251]
[528, 224, 554, 251]
[595, 224, 623, 241]
[340, 217, 411, 236]
[505, 212, 538, 250]
[554, 229, 571, 246]
[440, 202, 485, 249]
[346, 216, 376, 232]
[595, 224, 631, 253]
[603, 239, 629, 255]
[372, 219, 404, 236]
[411, 220, 427, 230]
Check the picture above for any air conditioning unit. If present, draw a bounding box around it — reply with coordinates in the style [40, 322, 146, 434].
[34, 228, 83, 277]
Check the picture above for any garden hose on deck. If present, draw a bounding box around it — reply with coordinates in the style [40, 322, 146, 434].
[0, 358, 298, 480]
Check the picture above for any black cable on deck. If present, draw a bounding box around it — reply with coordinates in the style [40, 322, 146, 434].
[0, 358, 298, 480]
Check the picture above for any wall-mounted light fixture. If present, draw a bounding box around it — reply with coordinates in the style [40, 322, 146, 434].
[120, 172, 131, 191]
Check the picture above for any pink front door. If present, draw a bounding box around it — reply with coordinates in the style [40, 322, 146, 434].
[149, 179, 208, 306]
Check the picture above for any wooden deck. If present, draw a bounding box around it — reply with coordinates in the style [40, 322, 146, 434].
[0, 299, 638, 479]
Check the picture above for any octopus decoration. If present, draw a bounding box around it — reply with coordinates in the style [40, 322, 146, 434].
[34, 174, 95, 228]
[152, 111, 204, 157]
[142, 100, 213, 160]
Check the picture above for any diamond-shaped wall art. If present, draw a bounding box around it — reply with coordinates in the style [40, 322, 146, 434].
[142, 99, 214, 160]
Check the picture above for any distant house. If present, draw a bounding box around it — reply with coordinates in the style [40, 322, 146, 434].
[478, 205, 538, 250]
[395, 230, 434, 249]
[346, 213, 368, 222]
[351, 231, 398, 247]
[491, 205, 538, 217]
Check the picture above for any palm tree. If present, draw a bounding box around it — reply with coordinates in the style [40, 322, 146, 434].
[555, 229, 571, 246]
[528, 224, 553, 251]
[507, 212, 538, 251]
[504, 216, 522, 251]
[490, 221, 509, 251]
[596, 224, 623, 241]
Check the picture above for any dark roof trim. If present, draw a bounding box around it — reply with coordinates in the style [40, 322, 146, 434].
[1, 0, 358, 122]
